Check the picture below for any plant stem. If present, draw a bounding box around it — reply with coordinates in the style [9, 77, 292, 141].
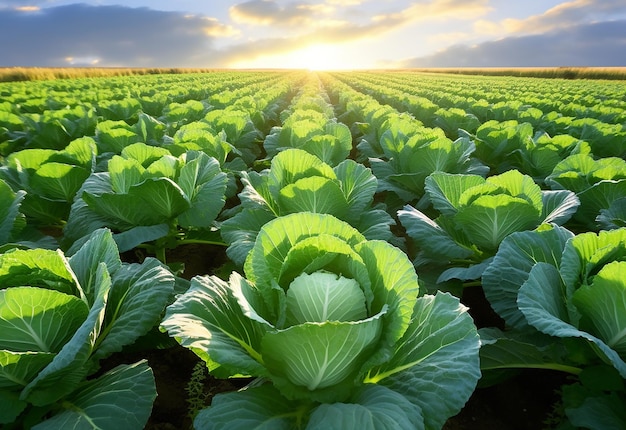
[484, 363, 583, 376]
[463, 281, 483, 287]
[156, 246, 167, 264]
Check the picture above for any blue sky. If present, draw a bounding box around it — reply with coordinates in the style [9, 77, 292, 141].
[1, 0, 625, 68]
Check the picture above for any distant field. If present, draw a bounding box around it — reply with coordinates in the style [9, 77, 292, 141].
[2, 66, 625, 82]
[0, 67, 219, 82]
[405, 66, 626, 80]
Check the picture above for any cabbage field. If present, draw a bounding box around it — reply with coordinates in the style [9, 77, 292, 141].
[1, 70, 625, 429]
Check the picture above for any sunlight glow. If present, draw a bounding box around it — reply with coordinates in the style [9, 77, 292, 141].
[15, 6, 40, 12]
[232, 44, 366, 70]
[65, 56, 101, 65]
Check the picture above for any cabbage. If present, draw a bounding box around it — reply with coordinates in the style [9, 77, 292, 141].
[162, 212, 480, 429]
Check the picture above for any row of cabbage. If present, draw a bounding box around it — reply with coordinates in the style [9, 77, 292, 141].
[0, 70, 625, 429]
[328, 72, 626, 233]
[322, 72, 626, 429]
[334, 72, 626, 161]
[0, 71, 300, 429]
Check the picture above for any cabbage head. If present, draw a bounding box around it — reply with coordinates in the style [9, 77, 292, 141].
[161, 212, 480, 429]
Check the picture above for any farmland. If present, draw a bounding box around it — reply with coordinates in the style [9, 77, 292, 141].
[1, 70, 625, 429]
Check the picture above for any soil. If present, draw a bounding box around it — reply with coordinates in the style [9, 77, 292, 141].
[443, 369, 569, 430]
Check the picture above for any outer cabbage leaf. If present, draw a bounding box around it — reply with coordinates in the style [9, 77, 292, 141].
[30, 163, 91, 202]
[575, 179, 626, 230]
[541, 189, 580, 225]
[0, 137, 96, 224]
[67, 228, 121, 302]
[0, 180, 25, 245]
[356, 240, 420, 361]
[307, 385, 424, 430]
[597, 197, 626, 230]
[482, 225, 574, 329]
[0, 248, 78, 296]
[334, 159, 377, 217]
[397, 205, 474, 261]
[278, 176, 349, 218]
[107, 156, 146, 194]
[478, 327, 578, 386]
[454, 194, 540, 251]
[365, 291, 481, 430]
[92, 258, 175, 361]
[518, 262, 626, 378]
[194, 384, 301, 430]
[221, 208, 276, 267]
[559, 229, 626, 296]
[0, 389, 27, 424]
[563, 382, 626, 430]
[32, 361, 156, 430]
[83, 177, 191, 227]
[176, 152, 228, 228]
[63, 172, 114, 245]
[424, 172, 486, 217]
[299, 122, 353, 167]
[20, 263, 110, 405]
[161, 273, 271, 379]
[0, 351, 56, 391]
[0, 287, 88, 354]
[572, 261, 626, 356]
[275, 233, 370, 294]
[267, 149, 336, 197]
[110, 223, 171, 253]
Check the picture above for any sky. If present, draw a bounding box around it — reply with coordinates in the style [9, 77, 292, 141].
[0, 0, 625, 69]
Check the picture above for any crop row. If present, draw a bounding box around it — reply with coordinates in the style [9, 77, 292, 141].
[1, 70, 625, 429]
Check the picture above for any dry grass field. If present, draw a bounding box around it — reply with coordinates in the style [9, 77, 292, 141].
[2, 66, 626, 82]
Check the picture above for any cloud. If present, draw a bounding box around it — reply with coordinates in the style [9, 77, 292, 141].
[327, 0, 364, 5]
[229, 0, 329, 26]
[402, 20, 626, 67]
[0, 4, 233, 67]
[219, 0, 492, 65]
[478, 0, 626, 36]
[371, 0, 490, 26]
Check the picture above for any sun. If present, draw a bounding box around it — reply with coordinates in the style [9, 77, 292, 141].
[280, 44, 350, 71]
[232, 43, 358, 70]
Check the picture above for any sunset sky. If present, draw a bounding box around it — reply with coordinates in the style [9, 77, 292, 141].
[1, 0, 625, 69]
